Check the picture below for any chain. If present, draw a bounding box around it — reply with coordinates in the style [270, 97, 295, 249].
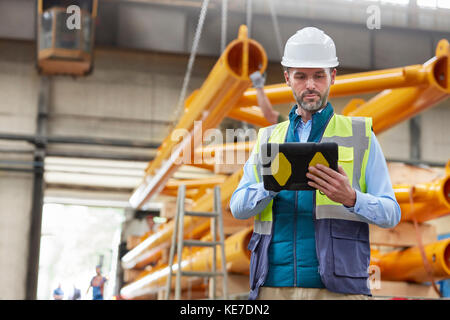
[246, 0, 252, 38]
[267, 0, 283, 60]
[221, 0, 228, 53]
[171, 0, 210, 128]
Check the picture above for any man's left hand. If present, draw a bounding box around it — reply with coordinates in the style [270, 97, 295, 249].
[306, 164, 356, 207]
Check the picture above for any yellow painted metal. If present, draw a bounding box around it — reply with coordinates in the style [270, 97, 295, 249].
[227, 106, 272, 127]
[194, 141, 255, 159]
[139, 39, 449, 210]
[130, 245, 164, 270]
[332, 64, 429, 97]
[129, 25, 267, 209]
[230, 43, 449, 133]
[123, 31, 450, 298]
[192, 140, 256, 172]
[149, 24, 265, 174]
[163, 176, 227, 190]
[124, 235, 450, 298]
[344, 39, 450, 133]
[341, 98, 366, 115]
[233, 85, 293, 110]
[232, 41, 449, 111]
[344, 86, 421, 134]
[187, 162, 216, 171]
[123, 171, 450, 293]
[370, 239, 450, 283]
[120, 226, 253, 299]
[393, 174, 450, 223]
[184, 220, 211, 240]
[126, 221, 212, 270]
[121, 169, 244, 270]
[160, 188, 200, 199]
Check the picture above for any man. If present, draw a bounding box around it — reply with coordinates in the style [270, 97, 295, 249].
[69, 284, 81, 300]
[230, 27, 401, 300]
[250, 71, 286, 124]
[52, 283, 64, 300]
[87, 265, 108, 300]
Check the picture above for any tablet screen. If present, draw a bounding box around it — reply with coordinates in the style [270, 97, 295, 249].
[260, 142, 338, 191]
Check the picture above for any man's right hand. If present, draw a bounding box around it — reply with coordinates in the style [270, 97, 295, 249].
[250, 71, 265, 88]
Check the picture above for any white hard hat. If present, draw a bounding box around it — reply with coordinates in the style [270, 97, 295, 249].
[281, 27, 339, 68]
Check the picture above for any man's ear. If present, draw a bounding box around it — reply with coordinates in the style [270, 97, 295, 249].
[284, 70, 291, 87]
[330, 68, 337, 85]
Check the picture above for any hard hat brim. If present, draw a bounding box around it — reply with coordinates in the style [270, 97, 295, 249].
[281, 58, 339, 69]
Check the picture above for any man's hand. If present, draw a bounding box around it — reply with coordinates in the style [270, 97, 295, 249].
[306, 164, 356, 207]
[250, 71, 265, 88]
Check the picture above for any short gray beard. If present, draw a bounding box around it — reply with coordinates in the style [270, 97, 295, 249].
[294, 86, 330, 113]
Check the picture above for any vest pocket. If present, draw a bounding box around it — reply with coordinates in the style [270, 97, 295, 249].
[337, 146, 353, 184]
[331, 220, 370, 278]
[338, 145, 353, 162]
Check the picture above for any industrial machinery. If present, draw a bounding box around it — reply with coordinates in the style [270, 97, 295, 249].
[120, 27, 450, 299]
[36, 0, 98, 76]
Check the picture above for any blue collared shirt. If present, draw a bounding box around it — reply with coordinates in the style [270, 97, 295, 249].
[230, 110, 401, 229]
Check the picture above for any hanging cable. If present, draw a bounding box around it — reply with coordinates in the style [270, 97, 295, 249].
[246, 0, 252, 38]
[267, 0, 284, 60]
[221, 0, 228, 53]
[171, 0, 210, 127]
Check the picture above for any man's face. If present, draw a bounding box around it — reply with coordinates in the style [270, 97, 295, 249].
[284, 67, 336, 113]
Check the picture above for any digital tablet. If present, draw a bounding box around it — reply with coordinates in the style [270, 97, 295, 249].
[260, 142, 338, 192]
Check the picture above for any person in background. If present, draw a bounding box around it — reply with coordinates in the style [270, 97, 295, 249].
[87, 265, 108, 300]
[69, 284, 81, 300]
[250, 71, 287, 124]
[52, 283, 64, 300]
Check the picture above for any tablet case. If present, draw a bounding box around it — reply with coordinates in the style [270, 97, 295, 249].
[260, 142, 338, 192]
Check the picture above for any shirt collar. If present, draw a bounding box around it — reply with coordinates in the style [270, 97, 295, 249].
[288, 102, 333, 128]
[295, 106, 325, 117]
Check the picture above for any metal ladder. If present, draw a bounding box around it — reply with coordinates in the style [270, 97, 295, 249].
[165, 184, 228, 300]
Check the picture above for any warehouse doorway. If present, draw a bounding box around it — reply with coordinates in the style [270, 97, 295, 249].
[36, 202, 125, 300]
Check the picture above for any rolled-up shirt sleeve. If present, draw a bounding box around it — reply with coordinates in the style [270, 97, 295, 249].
[345, 132, 401, 228]
[230, 160, 278, 220]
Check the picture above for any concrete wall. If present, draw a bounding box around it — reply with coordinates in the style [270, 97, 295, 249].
[0, 38, 449, 298]
[0, 170, 34, 299]
[0, 40, 38, 299]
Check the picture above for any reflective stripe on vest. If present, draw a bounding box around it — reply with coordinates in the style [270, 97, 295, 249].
[251, 114, 372, 233]
[316, 115, 372, 221]
[250, 121, 289, 235]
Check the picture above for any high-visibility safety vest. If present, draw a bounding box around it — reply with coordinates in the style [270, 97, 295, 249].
[247, 111, 373, 300]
